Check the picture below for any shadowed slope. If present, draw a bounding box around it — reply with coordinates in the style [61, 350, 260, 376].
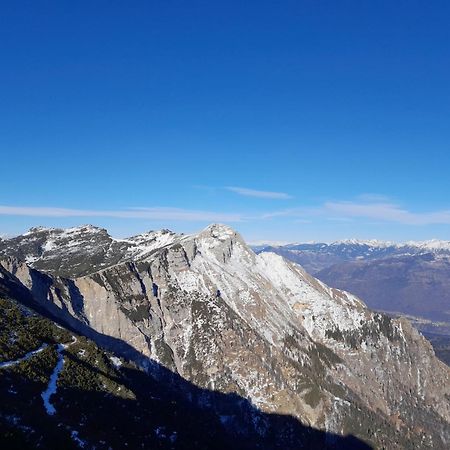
[0, 295, 372, 450]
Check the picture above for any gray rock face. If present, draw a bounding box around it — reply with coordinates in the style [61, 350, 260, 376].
[1, 224, 449, 448]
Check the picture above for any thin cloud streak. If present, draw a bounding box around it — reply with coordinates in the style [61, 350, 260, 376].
[325, 201, 450, 225]
[0, 205, 243, 222]
[262, 200, 450, 225]
[2, 198, 449, 227]
[261, 207, 317, 219]
[226, 186, 293, 200]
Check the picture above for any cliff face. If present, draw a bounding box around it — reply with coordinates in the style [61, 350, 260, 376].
[1, 224, 449, 448]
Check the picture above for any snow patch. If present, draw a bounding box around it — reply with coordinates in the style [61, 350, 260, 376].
[71, 430, 86, 448]
[41, 337, 77, 415]
[41, 344, 65, 415]
[109, 356, 122, 368]
[0, 344, 48, 369]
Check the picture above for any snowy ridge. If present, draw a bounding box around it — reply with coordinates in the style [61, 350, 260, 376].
[330, 239, 398, 248]
[125, 229, 187, 259]
[332, 238, 450, 252]
[254, 238, 450, 252]
[404, 239, 450, 252]
[173, 224, 367, 345]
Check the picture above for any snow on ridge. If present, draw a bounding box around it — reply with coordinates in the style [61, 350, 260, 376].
[109, 356, 122, 368]
[125, 229, 187, 259]
[0, 343, 48, 369]
[404, 239, 450, 251]
[23, 226, 57, 235]
[259, 238, 450, 253]
[329, 238, 450, 252]
[330, 238, 398, 248]
[254, 252, 365, 337]
[58, 224, 107, 236]
[175, 229, 366, 345]
[24, 224, 106, 236]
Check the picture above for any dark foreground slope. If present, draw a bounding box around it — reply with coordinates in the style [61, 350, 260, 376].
[0, 296, 369, 450]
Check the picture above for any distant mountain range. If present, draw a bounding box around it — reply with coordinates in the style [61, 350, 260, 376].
[253, 239, 450, 338]
[252, 239, 450, 273]
[1, 225, 449, 448]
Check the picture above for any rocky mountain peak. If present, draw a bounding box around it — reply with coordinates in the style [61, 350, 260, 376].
[196, 223, 242, 249]
[201, 223, 236, 239]
[191, 224, 252, 269]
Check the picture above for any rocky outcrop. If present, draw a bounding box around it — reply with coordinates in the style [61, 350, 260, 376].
[1, 224, 449, 448]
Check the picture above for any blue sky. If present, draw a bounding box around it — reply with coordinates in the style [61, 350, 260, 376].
[1, 1, 450, 242]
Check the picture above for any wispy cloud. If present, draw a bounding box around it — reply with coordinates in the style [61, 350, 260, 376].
[0, 205, 243, 222]
[261, 208, 314, 219]
[3, 197, 449, 228]
[261, 198, 450, 226]
[225, 186, 293, 200]
[324, 201, 450, 225]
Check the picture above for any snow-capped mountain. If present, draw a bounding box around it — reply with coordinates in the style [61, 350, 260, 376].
[253, 239, 450, 274]
[329, 238, 450, 251]
[1, 224, 449, 448]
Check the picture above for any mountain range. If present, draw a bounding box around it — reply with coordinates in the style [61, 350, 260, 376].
[1, 225, 449, 449]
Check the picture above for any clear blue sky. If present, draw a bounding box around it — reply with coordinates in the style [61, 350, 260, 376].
[1, 1, 450, 242]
